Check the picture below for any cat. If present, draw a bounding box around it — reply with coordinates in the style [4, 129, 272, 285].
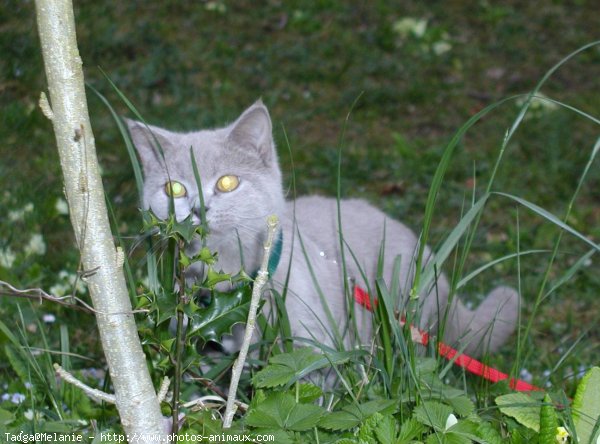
[127, 101, 519, 357]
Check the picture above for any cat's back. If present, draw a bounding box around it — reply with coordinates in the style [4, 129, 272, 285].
[284, 196, 419, 277]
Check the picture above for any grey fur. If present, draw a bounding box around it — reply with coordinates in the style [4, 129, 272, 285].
[127, 101, 520, 357]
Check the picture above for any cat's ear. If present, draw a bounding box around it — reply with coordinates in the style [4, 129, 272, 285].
[124, 118, 170, 172]
[226, 100, 275, 164]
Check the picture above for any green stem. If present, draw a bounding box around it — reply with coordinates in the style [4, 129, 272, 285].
[172, 239, 187, 434]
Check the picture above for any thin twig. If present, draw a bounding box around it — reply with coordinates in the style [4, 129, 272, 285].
[54, 363, 116, 404]
[0, 280, 148, 316]
[222, 215, 279, 428]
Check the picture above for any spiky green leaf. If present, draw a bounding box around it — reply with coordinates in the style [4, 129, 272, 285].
[187, 284, 253, 343]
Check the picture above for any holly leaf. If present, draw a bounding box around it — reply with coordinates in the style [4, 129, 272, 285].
[170, 214, 197, 243]
[195, 246, 217, 265]
[186, 284, 253, 343]
[153, 287, 179, 325]
[204, 266, 231, 288]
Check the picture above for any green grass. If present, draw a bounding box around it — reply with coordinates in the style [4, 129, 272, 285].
[1, 0, 600, 440]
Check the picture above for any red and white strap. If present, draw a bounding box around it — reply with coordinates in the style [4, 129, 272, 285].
[353, 285, 542, 392]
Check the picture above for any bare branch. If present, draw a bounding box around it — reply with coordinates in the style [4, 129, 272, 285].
[223, 215, 279, 428]
[0, 280, 149, 316]
[54, 363, 116, 404]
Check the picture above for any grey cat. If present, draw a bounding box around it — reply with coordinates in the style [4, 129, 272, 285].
[127, 101, 519, 357]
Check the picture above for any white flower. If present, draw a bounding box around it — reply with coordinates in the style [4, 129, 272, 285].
[51, 270, 86, 297]
[0, 247, 16, 268]
[555, 426, 569, 443]
[24, 233, 46, 256]
[10, 393, 25, 404]
[50, 282, 70, 297]
[445, 413, 458, 430]
[24, 409, 34, 420]
[55, 198, 69, 215]
[42, 314, 56, 323]
[205, 1, 226, 13]
[393, 17, 428, 38]
[8, 203, 34, 222]
[432, 41, 452, 55]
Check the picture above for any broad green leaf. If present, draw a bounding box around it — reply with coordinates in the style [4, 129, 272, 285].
[245, 392, 325, 431]
[414, 401, 454, 431]
[476, 422, 504, 444]
[573, 367, 600, 444]
[319, 399, 397, 431]
[398, 418, 426, 443]
[252, 365, 296, 388]
[187, 284, 252, 343]
[252, 348, 355, 388]
[357, 412, 398, 443]
[253, 348, 322, 388]
[425, 432, 472, 444]
[319, 409, 366, 432]
[297, 383, 323, 403]
[0, 408, 15, 426]
[447, 395, 475, 417]
[496, 393, 540, 432]
[539, 394, 558, 444]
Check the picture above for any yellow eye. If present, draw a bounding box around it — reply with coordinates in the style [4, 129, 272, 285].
[216, 175, 240, 193]
[165, 181, 187, 198]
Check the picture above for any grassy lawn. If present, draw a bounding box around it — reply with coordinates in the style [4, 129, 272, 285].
[1, 0, 599, 436]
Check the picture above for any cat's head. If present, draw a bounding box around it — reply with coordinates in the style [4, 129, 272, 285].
[127, 101, 285, 267]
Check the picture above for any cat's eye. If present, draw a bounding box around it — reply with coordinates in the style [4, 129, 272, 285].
[216, 175, 240, 193]
[164, 181, 187, 198]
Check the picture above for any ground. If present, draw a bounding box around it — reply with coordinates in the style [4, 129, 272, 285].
[1, 0, 599, 393]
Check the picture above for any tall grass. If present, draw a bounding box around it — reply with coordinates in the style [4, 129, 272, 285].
[1, 43, 599, 441]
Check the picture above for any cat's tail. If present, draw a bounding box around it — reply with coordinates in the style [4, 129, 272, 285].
[444, 286, 520, 357]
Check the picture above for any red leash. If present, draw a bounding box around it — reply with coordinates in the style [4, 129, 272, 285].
[353, 286, 543, 392]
